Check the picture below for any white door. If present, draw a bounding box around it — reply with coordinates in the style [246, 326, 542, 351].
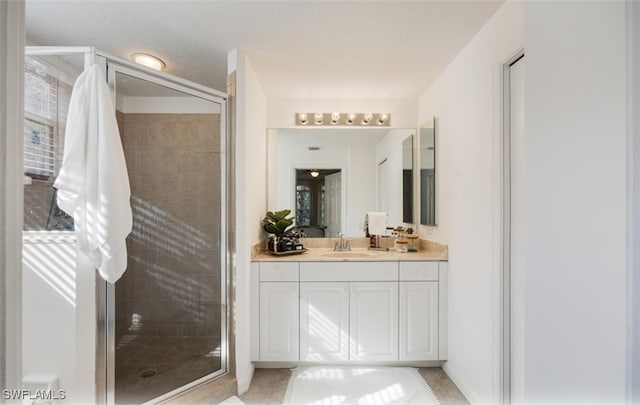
[378, 159, 389, 213]
[399, 281, 439, 360]
[259, 282, 299, 361]
[300, 282, 349, 361]
[325, 172, 342, 237]
[349, 282, 398, 361]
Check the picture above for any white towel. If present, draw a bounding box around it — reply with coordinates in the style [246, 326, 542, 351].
[54, 64, 132, 284]
[366, 211, 387, 235]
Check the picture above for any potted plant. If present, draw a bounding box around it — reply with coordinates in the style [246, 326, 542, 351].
[262, 209, 295, 252]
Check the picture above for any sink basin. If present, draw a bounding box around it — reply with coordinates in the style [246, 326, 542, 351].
[321, 251, 373, 258]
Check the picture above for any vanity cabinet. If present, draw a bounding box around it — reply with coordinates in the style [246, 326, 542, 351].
[252, 259, 447, 363]
[257, 262, 299, 362]
[300, 261, 398, 361]
[399, 261, 439, 361]
[300, 280, 399, 362]
[399, 281, 438, 360]
[350, 281, 399, 361]
[300, 282, 350, 361]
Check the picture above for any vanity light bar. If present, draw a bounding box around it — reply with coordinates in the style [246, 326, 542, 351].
[295, 113, 391, 126]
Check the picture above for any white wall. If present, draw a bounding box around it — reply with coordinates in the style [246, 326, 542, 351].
[268, 98, 417, 129]
[417, 1, 524, 403]
[22, 238, 76, 397]
[230, 49, 267, 394]
[523, 2, 628, 403]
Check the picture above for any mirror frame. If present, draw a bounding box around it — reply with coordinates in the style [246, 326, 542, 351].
[419, 117, 436, 226]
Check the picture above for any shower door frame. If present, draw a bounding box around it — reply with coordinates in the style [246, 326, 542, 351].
[99, 53, 230, 405]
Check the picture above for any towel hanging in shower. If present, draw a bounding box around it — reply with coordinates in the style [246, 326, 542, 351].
[54, 64, 132, 283]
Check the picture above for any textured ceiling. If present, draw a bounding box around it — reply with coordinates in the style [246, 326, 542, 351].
[26, 0, 504, 99]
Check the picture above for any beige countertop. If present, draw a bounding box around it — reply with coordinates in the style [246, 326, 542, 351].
[252, 237, 448, 262]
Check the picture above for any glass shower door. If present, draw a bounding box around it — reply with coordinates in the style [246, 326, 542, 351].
[107, 63, 227, 404]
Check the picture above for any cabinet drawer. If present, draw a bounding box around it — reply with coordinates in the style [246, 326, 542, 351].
[399, 261, 439, 281]
[260, 262, 299, 282]
[300, 262, 397, 282]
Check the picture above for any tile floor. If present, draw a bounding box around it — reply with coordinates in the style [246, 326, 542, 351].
[114, 336, 221, 404]
[239, 367, 469, 405]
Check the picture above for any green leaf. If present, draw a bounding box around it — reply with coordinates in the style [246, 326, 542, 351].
[266, 211, 278, 222]
[262, 209, 296, 236]
[274, 209, 291, 219]
[275, 219, 290, 230]
[263, 224, 280, 234]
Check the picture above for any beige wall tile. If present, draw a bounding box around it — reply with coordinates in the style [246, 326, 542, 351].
[117, 112, 223, 338]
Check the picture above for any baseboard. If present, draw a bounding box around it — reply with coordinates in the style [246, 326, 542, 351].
[236, 363, 255, 395]
[253, 361, 443, 368]
[441, 362, 482, 404]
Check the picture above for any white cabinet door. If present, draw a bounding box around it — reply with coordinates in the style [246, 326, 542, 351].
[399, 281, 439, 360]
[349, 282, 398, 361]
[300, 282, 349, 361]
[259, 282, 299, 361]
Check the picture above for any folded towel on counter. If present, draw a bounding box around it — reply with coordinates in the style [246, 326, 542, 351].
[366, 211, 388, 235]
[54, 64, 132, 283]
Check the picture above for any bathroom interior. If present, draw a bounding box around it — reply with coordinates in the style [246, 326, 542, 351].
[6, 1, 636, 405]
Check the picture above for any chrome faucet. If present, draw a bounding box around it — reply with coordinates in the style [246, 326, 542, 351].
[334, 233, 351, 252]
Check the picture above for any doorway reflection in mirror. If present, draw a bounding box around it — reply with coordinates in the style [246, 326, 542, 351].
[295, 169, 341, 238]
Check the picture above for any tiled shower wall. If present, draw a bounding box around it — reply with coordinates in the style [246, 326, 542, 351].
[115, 111, 222, 341]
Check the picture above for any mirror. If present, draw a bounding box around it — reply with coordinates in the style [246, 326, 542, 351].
[402, 135, 413, 223]
[420, 118, 436, 225]
[295, 168, 341, 237]
[267, 128, 415, 237]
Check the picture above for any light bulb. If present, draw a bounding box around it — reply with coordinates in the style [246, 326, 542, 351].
[378, 113, 389, 125]
[314, 113, 323, 125]
[131, 53, 166, 71]
[331, 112, 341, 125]
[298, 113, 308, 125]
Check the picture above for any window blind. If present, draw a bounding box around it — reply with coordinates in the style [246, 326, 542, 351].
[23, 57, 72, 178]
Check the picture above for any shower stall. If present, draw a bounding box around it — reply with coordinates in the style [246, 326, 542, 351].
[22, 47, 229, 404]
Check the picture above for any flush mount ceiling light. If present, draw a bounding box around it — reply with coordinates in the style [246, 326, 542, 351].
[310, 170, 320, 178]
[295, 113, 390, 127]
[131, 53, 166, 71]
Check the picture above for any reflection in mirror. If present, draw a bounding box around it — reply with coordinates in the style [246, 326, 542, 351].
[420, 118, 436, 225]
[294, 169, 341, 237]
[267, 128, 415, 236]
[402, 135, 413, 223]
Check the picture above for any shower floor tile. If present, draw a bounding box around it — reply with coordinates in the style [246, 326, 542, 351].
[115, 335, 221, 404]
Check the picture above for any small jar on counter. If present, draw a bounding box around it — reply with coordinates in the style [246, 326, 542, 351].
[408, 235, 419, 252]
[395, 239, 409, 253]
